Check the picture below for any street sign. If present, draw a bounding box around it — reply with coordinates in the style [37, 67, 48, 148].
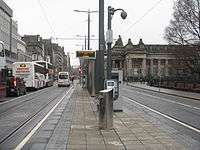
[76, 50, 96, 59]
[106, 29, 113, 43]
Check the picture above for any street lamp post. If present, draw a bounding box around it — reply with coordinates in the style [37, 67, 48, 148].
[74, 9, 98, 50]
[107, 6, 127, 79]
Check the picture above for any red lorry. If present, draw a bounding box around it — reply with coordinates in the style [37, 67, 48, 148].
[0, 42, 26, 98]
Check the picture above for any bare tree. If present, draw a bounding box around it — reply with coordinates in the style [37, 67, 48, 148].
[164, 0, 200, 45]
[164, 0, 200, 79]
[173, 45, 200, 80]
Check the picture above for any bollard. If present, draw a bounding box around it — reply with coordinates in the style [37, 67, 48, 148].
[98, 89, 113, 130]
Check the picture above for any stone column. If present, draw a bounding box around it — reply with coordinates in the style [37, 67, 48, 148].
[142, 58, 146, 77]
[158, 59, 161, 76]
[112, 60, 115, 68]
[150, 59, 153, 75]
[129, 59, 132, 76]
[120, 61, 122, 68]
[165, 59, 169, 76]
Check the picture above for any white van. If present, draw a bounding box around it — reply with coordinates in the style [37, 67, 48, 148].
[58, 72, 70, 87]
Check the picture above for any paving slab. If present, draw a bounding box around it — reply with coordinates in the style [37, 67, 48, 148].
[22, 84, 190, 150]
[65, 85, 188, 150]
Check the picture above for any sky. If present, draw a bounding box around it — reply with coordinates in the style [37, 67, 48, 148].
[4, 0, 175, 66]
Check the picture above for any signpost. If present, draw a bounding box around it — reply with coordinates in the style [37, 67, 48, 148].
[76, 50, 96, 59]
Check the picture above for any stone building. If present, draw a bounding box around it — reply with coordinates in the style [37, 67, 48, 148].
[17, 34, 31, 62]
[22, 35, 45, 61]
[0, 0, 19, 66]
[63, 53, 71, 72]
[111, 36, 183, 81]
[52, 44, 65, 73]
[42, 39, 54, 63]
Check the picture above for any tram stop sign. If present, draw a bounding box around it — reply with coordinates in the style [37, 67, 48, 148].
[76, 50, 96, 59]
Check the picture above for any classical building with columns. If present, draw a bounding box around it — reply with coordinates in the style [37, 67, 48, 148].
[111, 36, 183, 81]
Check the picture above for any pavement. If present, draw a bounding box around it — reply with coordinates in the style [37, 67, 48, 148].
[127, 82, 200, 100]
[22, 84, 190, 150]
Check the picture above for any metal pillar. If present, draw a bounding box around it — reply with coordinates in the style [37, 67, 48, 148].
[107, 6, 112, 80]
[88, 10, 90, 50]
[106, 6, 127, 80]
[99, 89, 113, 129]
[98, 0, 105, 91]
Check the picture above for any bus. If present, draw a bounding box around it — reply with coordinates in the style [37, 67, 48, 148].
[12, 62, 46, 90]
[34, 61, 54, 87]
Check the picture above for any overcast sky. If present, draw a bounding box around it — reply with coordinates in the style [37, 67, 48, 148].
[4, 0, 175, 66]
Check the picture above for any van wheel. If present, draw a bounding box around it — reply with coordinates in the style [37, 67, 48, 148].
[23, 89, 27, 95]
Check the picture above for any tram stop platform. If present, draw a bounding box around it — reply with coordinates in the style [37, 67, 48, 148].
[22, 84, 191, 150]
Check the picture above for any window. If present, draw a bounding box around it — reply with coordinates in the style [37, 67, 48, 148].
[107, 82, 114, 86]
[32, 54, 37, 60]
[59, 74, 68, 79]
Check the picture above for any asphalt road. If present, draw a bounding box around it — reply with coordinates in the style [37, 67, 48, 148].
[121, 84, 200, 142]
[0, 85, 72, 149]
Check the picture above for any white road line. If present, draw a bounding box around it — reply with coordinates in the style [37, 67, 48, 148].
[125, 88, 200, 111]
[14, 86, 74, 150]
[123, 96, 200, 134]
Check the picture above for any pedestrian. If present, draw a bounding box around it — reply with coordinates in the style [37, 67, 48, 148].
[71, 75, 74, 85]
[82, 76, 86, 88]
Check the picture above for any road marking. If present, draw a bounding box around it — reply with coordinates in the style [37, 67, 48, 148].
[123, 96, 200, 134]
[125, 88, 200, 111]
[14, 86, 74, 150]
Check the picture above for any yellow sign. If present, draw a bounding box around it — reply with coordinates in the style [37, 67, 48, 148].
[76, 50, 96, 59]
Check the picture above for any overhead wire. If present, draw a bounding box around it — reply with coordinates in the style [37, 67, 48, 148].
[121, 0, 164, 34]
[37, 0, 57, 39]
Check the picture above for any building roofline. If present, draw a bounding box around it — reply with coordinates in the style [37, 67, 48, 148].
[0, 0, 13, 17]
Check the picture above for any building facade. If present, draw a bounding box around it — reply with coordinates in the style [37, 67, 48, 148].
[0, 0, 18, 66]
[42, 39, 53, 63]
[52, 44, 65, 73]
[17, 34, 31, 62]
[22, 35, 45, 61]
[63, 53, 71, 72]
[111, 36, 191, 81]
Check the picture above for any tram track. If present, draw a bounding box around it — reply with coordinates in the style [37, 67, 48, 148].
[127, 84, 200, 101]
[123, 95, 200, 134]
[121, 85, 200, 141]
[0, 86, 55, 115]
[0, 86, 73, 146]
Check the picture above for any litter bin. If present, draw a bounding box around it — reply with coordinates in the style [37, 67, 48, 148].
[98, 89, 113, 130]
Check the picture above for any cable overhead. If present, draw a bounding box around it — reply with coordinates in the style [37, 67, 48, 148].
[53, 37, 98, 41]
[122, 0, 164, 34]
[37, 0, 57, 38]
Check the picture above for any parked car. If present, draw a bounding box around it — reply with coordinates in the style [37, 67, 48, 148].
[6, 76, 26, 96]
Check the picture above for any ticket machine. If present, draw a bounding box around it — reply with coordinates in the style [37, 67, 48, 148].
[105, 79, 119, 100]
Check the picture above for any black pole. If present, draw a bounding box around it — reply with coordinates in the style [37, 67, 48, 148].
[98, 0, 105, 91]
[85, 35, 87, 50]
[107, 6, 112, 79]
[88, 10, 90, 50]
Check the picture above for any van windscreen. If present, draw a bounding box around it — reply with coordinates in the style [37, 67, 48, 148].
[59, 74, 68, 79]
[107, 82, 114, 86]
